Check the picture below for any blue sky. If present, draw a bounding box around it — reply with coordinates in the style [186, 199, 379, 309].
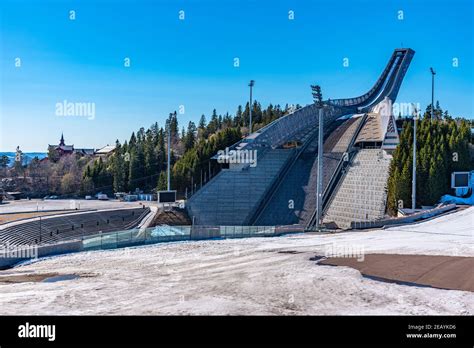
[1, 0, 473, 151]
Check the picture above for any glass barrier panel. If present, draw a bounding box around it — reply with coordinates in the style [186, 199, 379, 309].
[117, 230, 133, 246]
[82, 235, 102, 250]
[100, 232, 118, 249]
[234, 226, 243, 238]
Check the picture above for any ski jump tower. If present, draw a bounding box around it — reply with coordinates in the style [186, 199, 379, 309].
[187, 48, 415, 228]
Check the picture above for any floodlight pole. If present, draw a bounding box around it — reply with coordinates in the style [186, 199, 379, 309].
[167, 120, 171, 191]
[311, 85, 324, 231]
[412, 109, 417, 210]
[316, 108, 324, 231]
[248, 80, 255, 134]
[430, 67, 436, 120]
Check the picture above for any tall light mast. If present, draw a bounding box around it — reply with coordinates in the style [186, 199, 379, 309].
[167, 118, 171, 191]
[430, 67, 436, 120]
[311, 85, 324, 231]
[412, 106, 418, 210]
[248, 80, 255, 134]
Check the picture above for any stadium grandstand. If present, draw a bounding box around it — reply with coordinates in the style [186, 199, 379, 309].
[0, 207, 150, 246]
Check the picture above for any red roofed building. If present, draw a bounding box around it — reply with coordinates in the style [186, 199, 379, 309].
[47, 133, 94, 161]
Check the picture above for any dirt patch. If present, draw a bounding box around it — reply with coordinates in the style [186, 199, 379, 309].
[0, 272, 95, 284]
[0, 272, 59, 283]
[317, 254, 474, 292]
[150, 208, 191, 226]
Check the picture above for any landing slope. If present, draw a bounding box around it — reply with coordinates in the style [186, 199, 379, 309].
[0, 207, 472, 315]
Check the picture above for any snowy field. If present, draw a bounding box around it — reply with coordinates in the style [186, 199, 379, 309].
[0, 207, 472, 315]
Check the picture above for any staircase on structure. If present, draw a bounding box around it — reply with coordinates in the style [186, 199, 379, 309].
[322, 148, 391, 229]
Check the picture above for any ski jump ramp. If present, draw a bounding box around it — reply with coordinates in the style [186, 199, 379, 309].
[187, 49, 415, 227]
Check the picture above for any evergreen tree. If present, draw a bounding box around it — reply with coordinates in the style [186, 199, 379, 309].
[235, 105, 243, 127]
[112, 141, 126, 192]
[198, 114, 207, 129]
[184, 121, 197, 151]
[128, 149, 140, 191]
[387, 110, 472, 215]
[157, 171, 167, 191]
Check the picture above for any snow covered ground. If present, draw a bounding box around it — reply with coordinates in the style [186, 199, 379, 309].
[0, 207, 472, 315]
